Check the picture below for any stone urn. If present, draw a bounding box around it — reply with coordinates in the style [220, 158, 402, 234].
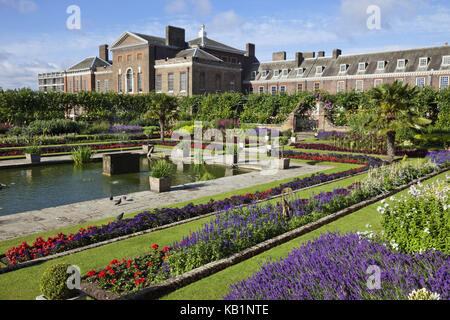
[225, 154, 238, 166]
[150, 177, 172, 193]
[142, 144, 155, 154]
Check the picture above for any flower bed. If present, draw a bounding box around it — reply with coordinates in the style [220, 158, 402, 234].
[3, 153, 384, 266]
[223, 232, 449, 300]
[380, 178, 449, 255]
[290, 142, 429, 158]
[82, 160, 443, 297]
[426, 150, 450, 166]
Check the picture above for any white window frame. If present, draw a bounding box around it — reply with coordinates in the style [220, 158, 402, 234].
[358, 62, 366, 72]
[442, 56, 450, 66]
[397, 59, 406, 69]
[374, 79, 383, 87]
[419, 57, 429, 68]
[355, 80, 364, 92]
[125, 68, 134, 93]
[297, 83, 304, 92]
[280, 85, 286, 93]
[168, 73, 174, 93]
[316, 66, 324, 75]
[337, 81, 345, 92]
[416, 77, 425, 88]
[377, 61, 385, 70]
[271, 86, 277, 95]
[96, 80, 101, 92]
[439, 76, 449, 89]
[155, 74, 162, 93]
[104, 80, 109, 92]
[282, 69, 289, 77]
[180, 72, 187, 93]
[274, 70, 280, 77]
[339, 64, 347, 73]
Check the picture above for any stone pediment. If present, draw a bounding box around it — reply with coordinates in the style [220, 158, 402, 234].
[110, 32, 149, 50]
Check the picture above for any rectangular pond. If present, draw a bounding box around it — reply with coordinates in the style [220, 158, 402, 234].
[0, 157, 251, 216]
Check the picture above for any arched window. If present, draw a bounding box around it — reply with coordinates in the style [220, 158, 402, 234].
[126, 69, 133, 93]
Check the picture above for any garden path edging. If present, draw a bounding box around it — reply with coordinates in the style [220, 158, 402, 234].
[81, 166, 449, 300]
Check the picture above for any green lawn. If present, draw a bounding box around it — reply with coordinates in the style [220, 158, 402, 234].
[161, 171, 447, 300]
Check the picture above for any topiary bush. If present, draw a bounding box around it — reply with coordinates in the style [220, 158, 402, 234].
[39, 263, 78, 300]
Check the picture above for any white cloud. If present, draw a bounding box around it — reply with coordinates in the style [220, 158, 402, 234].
[165, 0, 212, 16]
[0, 0, 37, 13]
[164, 0, 187, 14]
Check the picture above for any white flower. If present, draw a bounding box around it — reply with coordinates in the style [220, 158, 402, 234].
[424, 228, 430, 234]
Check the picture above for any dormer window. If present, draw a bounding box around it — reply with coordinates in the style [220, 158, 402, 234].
[397, 59, 406, 69]
[419, 57, 429, 68]
[274, 70, 280, 77]
[339, 64, 348, 73]
[282, 69, 289, 77]
[316, 66, 324, 74]
[261, 70, 268, 78]
[296, 68, 304, 76]
[377, 61, 386, 70]
[358, 62, 367, 72]
[442, 55, 450, 66]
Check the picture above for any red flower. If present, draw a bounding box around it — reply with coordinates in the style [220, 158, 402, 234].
[110, 259, 119, 265]
[98, 271, 107, 279]
[87, 270, 96, 277]
[152, 244, 159, 250]
[162, 246, 170, 253]
[110, 279, 116, 285]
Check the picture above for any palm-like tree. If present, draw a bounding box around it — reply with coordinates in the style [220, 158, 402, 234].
[144, 93, 178, 142]
[366, 81, 431, 163]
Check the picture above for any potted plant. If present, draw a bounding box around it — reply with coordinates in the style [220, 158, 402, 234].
[290, 131, 297, 144]
[37, 263, 86, 300]
[24, 145, 41, 163]
[272, 136, 291, 170]
[149, 159, 175, 193]
[225, 144, 239, 165]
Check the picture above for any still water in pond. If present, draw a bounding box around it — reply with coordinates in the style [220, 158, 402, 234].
[0, 157, 250, 216]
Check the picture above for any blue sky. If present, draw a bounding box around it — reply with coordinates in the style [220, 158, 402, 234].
[0, 0, 449, 89]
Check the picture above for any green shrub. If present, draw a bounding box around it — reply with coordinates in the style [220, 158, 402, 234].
[150, 160, 175, 179]
[71, 147, 93, 165]
[380, 179, 449, 254]
[28, 119, 81, 136]
[39, 263, 78, 300]
[81, 121, 110, 135]
[24, 145, 41, 154]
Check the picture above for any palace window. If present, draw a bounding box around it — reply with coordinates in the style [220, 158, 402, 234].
[118, 55, 123, 63]
[250, 71, 257, 80]
[274, 70, 280, 77]
[138, 73, 143, 92]
[156, 75, 162, 92]
[439, 76, 449, 88]
[199, 72, 206, 91]
[374, 79, 383, 87]
[442, 56, 450, 66]
[296, 68, 304, 76]
[416, 77, 425, 88]
[118, 74, 123, 92]
[314, 82, 320, 90]
[104, 80, 109, 92]
[316, 66, 324, 74]
[337, 81, 345, 92]
[280, 85, 286, 93]
[397, 59, 406, 69]
[259, 86, 264, 93]
[358, 62, 366, 72]
[126, 69, 133, 93]
[355, 80, 364, 92]
[377, 61, 385, 70]
[137, 53, 143, 60]
[282, 69, 289, 77]
[180, 72, 187, 92]
[96, 81, 101, 92]
[168, 73, 174, 92]
[339, 64, 347, 73]
[297, 83, 303, 92]
[271, 86, 277, 95]
[419, 57, 429, 68]
[215, 74, 221, 92]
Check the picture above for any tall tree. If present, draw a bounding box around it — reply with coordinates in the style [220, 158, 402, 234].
[143, 93, 178, 141]
[366, 81, 431, 162]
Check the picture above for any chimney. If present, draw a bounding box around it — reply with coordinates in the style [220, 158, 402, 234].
[272, 51, 286, 61]
[333, 49, 342, 59]
[318, 51, 325, 58]
[295, 52, 304, 67]
[246, 43, 255, 58]
[303, 52, 315, 59]
[99, 44, 109, 62]
[166, 25, 186, 48]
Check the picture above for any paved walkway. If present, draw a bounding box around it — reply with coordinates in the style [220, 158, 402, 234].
[0, 158, 333, 241]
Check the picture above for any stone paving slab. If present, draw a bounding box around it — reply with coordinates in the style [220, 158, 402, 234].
[0, 162, 333, 241]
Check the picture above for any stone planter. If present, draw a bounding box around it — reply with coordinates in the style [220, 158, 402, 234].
[150, 177, 171, 193]
[25, 153, 41, 163]
[225, 154, 238, 165]
[36, 290, 87, 301]
[272, 158, 291, 170]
